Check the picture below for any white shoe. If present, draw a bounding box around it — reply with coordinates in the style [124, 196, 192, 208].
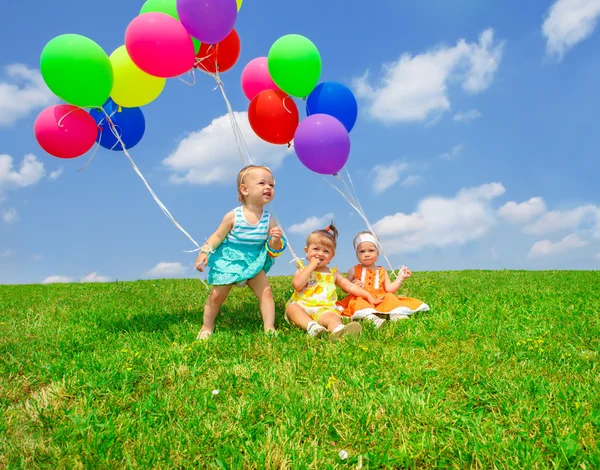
[330, 322, 362, 342]
[307, 322, 327, 338]
[365, 313, 386, 329]
[390, 313, 410, 322]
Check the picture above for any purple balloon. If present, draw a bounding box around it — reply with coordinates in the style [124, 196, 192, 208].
[177, 0, 237, 45]
[294, 114, 351, 175]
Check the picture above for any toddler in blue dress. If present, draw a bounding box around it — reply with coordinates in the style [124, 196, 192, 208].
[194, 165, 286, 340]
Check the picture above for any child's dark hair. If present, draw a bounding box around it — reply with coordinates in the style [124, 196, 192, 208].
[306, 222, 339, 251]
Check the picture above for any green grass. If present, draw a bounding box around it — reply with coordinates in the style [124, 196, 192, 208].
[1, 271, 599, 468]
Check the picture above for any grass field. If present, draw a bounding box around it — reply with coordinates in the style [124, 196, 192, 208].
[1, 271, 599, 468]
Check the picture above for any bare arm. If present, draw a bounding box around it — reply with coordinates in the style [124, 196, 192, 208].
[384, 266, 411, 293]
[268, 217, 283, 250]
[292, 258, 320, 291]
[335, 272, 380, 304]
[195, 211, 234, 271]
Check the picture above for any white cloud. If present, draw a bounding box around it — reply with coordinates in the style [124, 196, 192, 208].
[48, 168, 63, 181]
[371, 162, 409, 194]
[0, 154, 46, 191]
[147, 262, 187, 278]
[2, 208, 17, 224]
[0, 64, 57, 126]
[453, 109, 482, 122]
[440, 144, 465, 160]
[354, 29, 504, 123]
[80, 272, 112, 283]
[163, 112, 291, 185]
[42, 275, 73, 284]
[596, 252, 600, 260]
[523, 205, 599, 235]
[401, 175, 423, 187]
[372, 182, 505, 253]
[498, 197, 547, 224]
[543, 0, 600, 60]
[528, 233, 588, 258]
[288, 213, 335, 235]
[0, 249, 12, 257]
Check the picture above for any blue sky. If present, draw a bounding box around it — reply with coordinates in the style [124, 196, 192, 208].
[1, 0, 600, 285]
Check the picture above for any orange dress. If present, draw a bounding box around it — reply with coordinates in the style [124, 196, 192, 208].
[337, 265, 429, 318]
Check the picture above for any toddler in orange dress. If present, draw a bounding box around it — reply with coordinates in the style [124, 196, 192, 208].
[338, 231, 430, 328]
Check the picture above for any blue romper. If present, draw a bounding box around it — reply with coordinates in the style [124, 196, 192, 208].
[208, 206, 275, 286]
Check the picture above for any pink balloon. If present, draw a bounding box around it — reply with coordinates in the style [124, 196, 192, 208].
[125, 12, 195, 78]
[34, 105, 99, 159]
[241, 57, 279, 101]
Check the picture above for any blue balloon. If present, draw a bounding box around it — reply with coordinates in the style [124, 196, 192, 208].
[306, 82, 358, 132]
[90, 99, 145, 151]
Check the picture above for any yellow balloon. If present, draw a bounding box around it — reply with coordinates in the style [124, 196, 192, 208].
[237, 0, 242, 11]
[109, 46, 166, 108]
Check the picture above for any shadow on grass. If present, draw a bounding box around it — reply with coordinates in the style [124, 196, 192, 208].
[97, 297, 290, 335]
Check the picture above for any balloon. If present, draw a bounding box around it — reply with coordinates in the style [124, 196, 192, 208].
[34, 105, 99, 159]
[90, 99, 146, 151]
[241, 57, 278, 101]
[237, 0, 243, 11]
[40, 34, 113, 108]
[139, 0, 201, 53]
[268, 35, 322, 98]
[125, 12, 195, 78]
[195, 29, 240, 73]
[306, 82, 358, 132]
[248, 90, 299, 145]
[110, 46, 166, 108]
[294, 114, 350, 175]
[177, 0, 237, 44]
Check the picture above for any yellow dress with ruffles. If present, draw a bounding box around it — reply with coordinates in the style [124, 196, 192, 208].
[287, 268, 341, 321]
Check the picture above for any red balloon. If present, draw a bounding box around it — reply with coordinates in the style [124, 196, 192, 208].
[194, 29, 241, 73]
[34, 105, 99, 159]
[248, 90, 299, 145]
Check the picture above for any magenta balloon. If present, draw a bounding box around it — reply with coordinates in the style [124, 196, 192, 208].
[241, 57, 278, 101]
[34, 105, 99, 159]
[294, 114, 350, 175]
[177, 0, 237, 44]
[125, 12, 195, 78]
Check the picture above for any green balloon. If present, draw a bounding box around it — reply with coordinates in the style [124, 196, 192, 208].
[268, 35, 322, 98]
[40, 34, 113, 108]
[140, 0, 178, 18]
[140, 0, 201, 54]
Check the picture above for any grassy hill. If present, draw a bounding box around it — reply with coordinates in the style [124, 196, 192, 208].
[1, 271, 599, 468]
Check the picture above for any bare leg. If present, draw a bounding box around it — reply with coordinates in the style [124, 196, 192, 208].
[247, 271, 275, 331]
[317, 311, 343, 333]
[201, 284, 233, 334]
[285, 303, 313, 330]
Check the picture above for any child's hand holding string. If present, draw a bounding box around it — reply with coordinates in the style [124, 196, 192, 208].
[399, 266, 412, 279]
[269, 226, 283, 245]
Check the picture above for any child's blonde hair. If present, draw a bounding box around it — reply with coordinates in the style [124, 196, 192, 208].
[236, 165, 274, 204]
[306, 222, 339, 252]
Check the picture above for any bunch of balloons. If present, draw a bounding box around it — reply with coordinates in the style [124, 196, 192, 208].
[34, 0, 243, 159]
[243, 34, 358, 175]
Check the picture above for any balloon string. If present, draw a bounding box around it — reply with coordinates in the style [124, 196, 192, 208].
[282, 96, 292, 114]
[194, 68, 302, 264]
[336, 171, 398, 279]
[323, 173, 398, 279]
[178, 69, 197, 86]
[99, 108, 203, 253]
[77, 136, 102, 173]
[57, 107, 85, 128]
